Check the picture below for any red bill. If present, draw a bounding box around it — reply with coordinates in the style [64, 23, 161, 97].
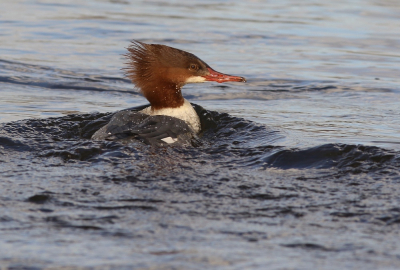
[203, 67, 246, 83]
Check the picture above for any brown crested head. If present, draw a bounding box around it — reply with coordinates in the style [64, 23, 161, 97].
[124, 40, 246, 110]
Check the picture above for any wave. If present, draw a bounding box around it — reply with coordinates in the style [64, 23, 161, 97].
[1, 104, 398, 178]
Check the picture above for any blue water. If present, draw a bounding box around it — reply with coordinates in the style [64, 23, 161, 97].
[1, 0, 400, 269]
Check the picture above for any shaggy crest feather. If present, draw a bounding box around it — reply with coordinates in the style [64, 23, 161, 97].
[124, 41, 155, 93]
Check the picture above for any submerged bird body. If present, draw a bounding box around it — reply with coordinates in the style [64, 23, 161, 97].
[92, 41, 245, 145]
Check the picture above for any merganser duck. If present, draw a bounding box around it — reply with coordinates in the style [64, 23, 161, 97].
[92, 40, 246, 145]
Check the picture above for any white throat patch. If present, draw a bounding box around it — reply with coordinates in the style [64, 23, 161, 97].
[185, 76, 206, 83]
[140, 99, 201, 133]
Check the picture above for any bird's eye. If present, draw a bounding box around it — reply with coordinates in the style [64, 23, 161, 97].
[189, 64, 198, 70]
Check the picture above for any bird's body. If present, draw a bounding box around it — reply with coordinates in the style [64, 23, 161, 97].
[92, 41, 245, 145]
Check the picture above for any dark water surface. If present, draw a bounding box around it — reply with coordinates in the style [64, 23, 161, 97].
[1, 0, 400, 269]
